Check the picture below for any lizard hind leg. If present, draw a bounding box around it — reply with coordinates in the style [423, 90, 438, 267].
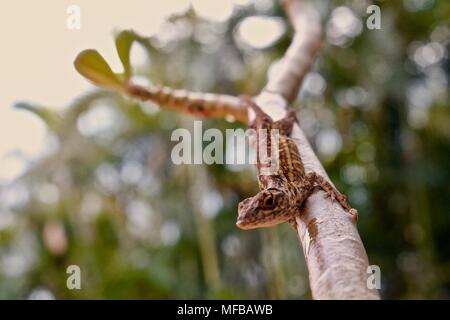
[306, 172, 359, 222]
[273, 109, 298, 136]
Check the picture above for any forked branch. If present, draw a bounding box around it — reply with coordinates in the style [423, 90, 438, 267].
[253, 0, 380, 299]
[74, 0, 379, 300]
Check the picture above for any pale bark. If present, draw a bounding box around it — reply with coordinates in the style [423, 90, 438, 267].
[252, 0, 380, 299]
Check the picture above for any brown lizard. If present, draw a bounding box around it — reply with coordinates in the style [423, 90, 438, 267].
[236, 96, 358, 230]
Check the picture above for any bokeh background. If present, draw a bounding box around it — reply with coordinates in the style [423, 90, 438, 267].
[0, 0, 449, 299]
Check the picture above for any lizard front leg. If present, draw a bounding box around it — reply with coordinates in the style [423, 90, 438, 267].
[305, 172, 359, 222]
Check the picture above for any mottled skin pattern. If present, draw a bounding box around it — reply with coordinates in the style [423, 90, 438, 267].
[236, 96, 358, 230]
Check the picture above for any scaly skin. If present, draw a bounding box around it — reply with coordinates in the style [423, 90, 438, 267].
[236, 96, 358, 230]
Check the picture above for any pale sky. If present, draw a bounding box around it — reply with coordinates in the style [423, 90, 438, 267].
[0, 0, 239, 182]
[0, 0, 283, 183]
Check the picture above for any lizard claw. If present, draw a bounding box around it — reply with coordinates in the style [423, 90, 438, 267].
[349, 208, 359, 222]
[326, 191, 336, 202]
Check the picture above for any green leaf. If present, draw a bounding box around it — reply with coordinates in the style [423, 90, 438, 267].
[14, 102, 62, 131]
[74, 49, 123, 91]
[115, 30, 136, 79]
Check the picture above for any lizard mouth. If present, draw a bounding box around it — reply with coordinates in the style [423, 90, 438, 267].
[236, 218, 245, 227]
[236, 218, 253, 230]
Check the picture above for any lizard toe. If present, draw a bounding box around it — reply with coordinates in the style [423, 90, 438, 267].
[349, 208, 359, 222]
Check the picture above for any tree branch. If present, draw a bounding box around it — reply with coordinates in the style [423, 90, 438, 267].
[253, 0, 380, 299]
[125, 82, 248, 123]
[74, 0, 379, 300]
[263, 0, 322, 104]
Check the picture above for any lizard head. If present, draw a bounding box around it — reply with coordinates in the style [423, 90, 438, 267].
[236, 188, 290, 230]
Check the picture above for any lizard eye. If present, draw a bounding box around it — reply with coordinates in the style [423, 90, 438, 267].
[263, 195, 274, 207]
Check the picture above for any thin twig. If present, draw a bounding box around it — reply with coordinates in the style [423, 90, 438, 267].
[125, 83, 248, 123]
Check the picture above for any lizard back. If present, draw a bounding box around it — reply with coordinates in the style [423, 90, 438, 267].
[254, 117, 306, 190]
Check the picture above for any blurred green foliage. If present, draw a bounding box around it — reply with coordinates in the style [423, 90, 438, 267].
[0, 0, 449, 299]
